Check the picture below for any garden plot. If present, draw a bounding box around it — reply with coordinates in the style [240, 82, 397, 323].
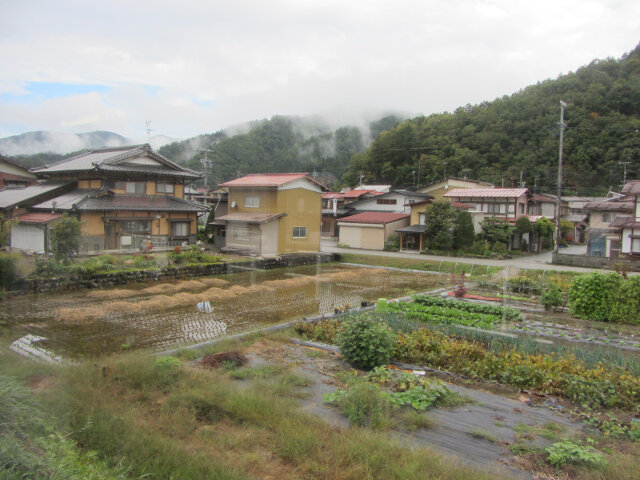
[2, 264, 439, 357]
[511, 320, 640, 351]
[240, 339, 582, 480]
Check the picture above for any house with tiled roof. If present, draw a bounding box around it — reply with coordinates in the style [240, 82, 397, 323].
[14, 144, 207, 253]
[617, 181, 640, 257]
[584, 194, 635, 257]
[337, 211, 410, 250]
[0, 154, 36, 189]
[216, 173, 327, 256]
[419, 177, 494, 201]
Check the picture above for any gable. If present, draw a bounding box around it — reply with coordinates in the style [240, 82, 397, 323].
[278, 178, 322, 193]
[125, 155, 164, 167]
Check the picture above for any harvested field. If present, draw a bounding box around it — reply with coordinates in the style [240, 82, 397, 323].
[3, 264, 442, 357]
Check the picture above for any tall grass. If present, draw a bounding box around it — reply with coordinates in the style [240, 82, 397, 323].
[41, 351, 504, 480]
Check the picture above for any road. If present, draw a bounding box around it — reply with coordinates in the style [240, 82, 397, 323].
[320, 239, 603, 273]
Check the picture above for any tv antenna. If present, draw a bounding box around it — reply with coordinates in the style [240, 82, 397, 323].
[145, 120, 154, 144]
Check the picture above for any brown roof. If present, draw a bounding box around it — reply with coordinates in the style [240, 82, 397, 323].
[220, 173, 327, 190]
[14, 212, 61, 224]
[444, 188, 529, 198]
[338, 212, 409, 225]
[622, 180, 640, 195]
[215, 212, 286, 223]
[584, 200, 634, 212]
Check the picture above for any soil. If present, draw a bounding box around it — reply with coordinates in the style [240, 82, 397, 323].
[240, 339, 583, 480]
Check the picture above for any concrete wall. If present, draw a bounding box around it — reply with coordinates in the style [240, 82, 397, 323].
[552, 253, 640, 271]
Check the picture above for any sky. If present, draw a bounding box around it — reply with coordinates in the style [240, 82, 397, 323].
[0, 0, 639, 143]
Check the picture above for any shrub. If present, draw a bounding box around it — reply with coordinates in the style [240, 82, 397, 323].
[469, 239, 490, 256]
[568, 272, 622, 322]
[383, 234, 400, 252]
[541, 283, 563, 311]
[0, 252, 21, 290]
[50, 215, 82, 263]
[545, 440, 607, 468]
[428, 230, 453, 251]
[338, 316, 396, 370]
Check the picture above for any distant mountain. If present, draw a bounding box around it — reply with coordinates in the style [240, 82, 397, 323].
[0, 130, 132, 156]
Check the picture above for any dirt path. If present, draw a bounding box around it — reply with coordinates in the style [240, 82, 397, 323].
[243, 340, 583, 480]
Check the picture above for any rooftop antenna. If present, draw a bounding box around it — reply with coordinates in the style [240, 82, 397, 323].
[359, 171, 365, 187]
[461, 168, 471, 181]
[145, 120, 153, 144]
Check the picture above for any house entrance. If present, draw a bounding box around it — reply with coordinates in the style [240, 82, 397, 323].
[105, 222, 118, 250]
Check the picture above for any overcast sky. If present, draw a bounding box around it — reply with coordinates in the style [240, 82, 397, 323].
[1, 0, 638, 142]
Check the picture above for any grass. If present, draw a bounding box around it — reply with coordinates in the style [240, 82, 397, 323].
[20, 349, 507, 480]
[470, 428, 499, 443]
[338, 253, 502, 278]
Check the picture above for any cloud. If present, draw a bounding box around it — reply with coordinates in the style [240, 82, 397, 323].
[0, 0, 639, 140]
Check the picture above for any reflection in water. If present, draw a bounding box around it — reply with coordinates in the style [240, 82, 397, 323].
[1, 264, 441, 358]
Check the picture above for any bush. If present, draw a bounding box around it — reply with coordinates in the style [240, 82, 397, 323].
[383, 234, 400, 252]
[545, 440, 607, 468]
[469, 240, 490, 256]
[324, 382, 393, 428]
[568, 272, 622, 322]
[541, 283, 563, 311]
[428, 230, 453, 251]
[0, 252, 21, 290]
[338, 316, 396, 370]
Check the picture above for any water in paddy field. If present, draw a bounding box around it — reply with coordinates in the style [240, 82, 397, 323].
[1, 264, 441, 358]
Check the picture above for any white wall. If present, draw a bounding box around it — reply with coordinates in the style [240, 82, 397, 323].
[11, 224, 45, 252]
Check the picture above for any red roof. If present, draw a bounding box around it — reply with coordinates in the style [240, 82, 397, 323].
[339, 212, 409, 224]
[444, 188, 529, 198]
[220, 173, 322, 188]
[322, 192, 347, 199]
[343, 189, 385, 198]
[14, 212, 61, 224]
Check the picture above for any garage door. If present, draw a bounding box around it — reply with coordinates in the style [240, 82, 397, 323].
[11, 224, 45, 252]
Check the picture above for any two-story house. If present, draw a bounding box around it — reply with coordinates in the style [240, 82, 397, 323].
[584, 196, 634, 257]
[217, 173, 326, 256]
[619, 180, 640, 257]
[16, 144, 207, 253]
[419, 177, 494, 201]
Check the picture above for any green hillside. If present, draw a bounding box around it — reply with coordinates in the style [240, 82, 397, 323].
[159, 115, 403, 188]
[344, 44, 640, 195]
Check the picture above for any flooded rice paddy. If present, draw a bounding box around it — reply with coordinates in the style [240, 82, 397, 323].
[1, 263, 442, 358]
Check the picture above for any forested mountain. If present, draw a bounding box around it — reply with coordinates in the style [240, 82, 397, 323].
[158, 115, 403, 188]
[344, 44, 640, 195]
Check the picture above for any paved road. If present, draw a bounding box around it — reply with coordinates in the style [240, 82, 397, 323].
[320, 240, 605, 273]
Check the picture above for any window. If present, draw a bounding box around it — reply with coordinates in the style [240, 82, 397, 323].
[171, 222, 189, 237]
[157, 182, 175, 194]
[376, 199, 397, 205]
[486, 203, 506, 214]
[602, 213, 612, 223]
[125, 182, 146, 194]
[293, 226, 307, 238]
[632, 237, 640, 253]
[119, 220, 151, 234]
[232, 224, 250, 241]
[419, 213, 426, 225]
[518, 204, 524, 214]
[244, 195, 260, 208]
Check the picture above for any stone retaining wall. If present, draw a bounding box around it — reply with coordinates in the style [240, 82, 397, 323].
[13, 253, 336, 294]
[552, 253, 640, 271]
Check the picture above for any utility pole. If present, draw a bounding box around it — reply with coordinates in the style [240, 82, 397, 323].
[619, 161, 631, 190]
[554, 100, 567, 254]
[461, 168, 471, 181]
[417, 154, 423, 190]
[197, 148, 214, 208]
[359, 171, 365, 187]
[145, 120, 153, 144]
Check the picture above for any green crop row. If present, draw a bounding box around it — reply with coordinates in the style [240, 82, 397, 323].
[412, 294, 522, 321]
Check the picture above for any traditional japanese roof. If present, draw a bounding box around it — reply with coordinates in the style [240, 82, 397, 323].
[395, 224, 426, 233]
[31, 189, 207, 212]
[444, 188, 529, 198]
[611, 215, 633, 227]
[322, 192, 347, 199]
[530, 194, 558, 202]
[220, 173, 327, 190]
[215, 212, 286, 223]
[30, 144, 202, 179]
[622, 180, 640, 195]
[565, 214, 588, 223]
[420, 177, 494, 189]
[13, 212, 61, 224]
[342, 189, 385, 198]
[0, 182, 71, 209]
[584, 199, 634, 212]
[338, 212, 409, 225]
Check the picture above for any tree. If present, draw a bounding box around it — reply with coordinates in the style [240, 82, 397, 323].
[423, 201, 457, 250]
[453, 210, 475, 249]
[480, 217, 515, 247]
[515, 216, 532, 251]
[534, 217, 555, 250]
[50, 215, 82, 263]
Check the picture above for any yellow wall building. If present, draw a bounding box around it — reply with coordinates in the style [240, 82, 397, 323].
[218, 174, 325, 256]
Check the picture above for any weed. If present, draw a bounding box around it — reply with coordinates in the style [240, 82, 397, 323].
[324, 382, 394, 429]
[545, 439, 607, 468]
[399, 409, 436, 431]
[470, 428, 498, 443]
